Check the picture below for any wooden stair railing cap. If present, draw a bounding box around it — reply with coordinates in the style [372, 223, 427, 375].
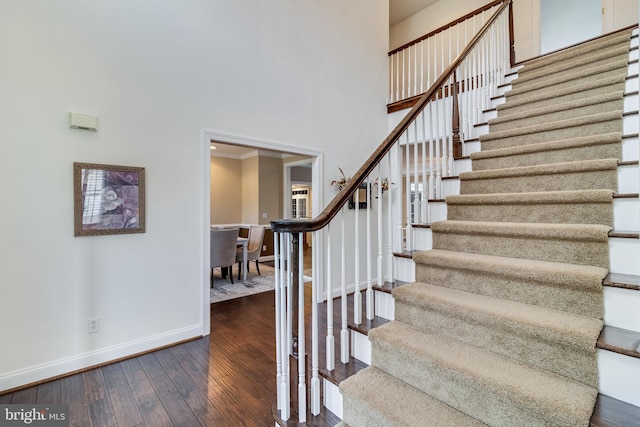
[271, 0, 513, 234]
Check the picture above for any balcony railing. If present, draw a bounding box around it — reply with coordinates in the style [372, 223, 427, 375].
[270, 0, 515, 421]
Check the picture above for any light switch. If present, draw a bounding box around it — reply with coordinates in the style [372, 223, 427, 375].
[69, 112, 98, 131]
[262, 212, 268, 219]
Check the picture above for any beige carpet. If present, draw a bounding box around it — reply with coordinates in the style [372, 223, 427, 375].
[339, 28, 632, 426]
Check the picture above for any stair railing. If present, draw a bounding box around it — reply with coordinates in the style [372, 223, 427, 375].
[271, 0, 514, 422]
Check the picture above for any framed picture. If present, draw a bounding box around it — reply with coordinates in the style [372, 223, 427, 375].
[73, 162, 145, 236]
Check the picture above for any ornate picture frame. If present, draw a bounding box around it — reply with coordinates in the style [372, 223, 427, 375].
[73, 162, 146, 236]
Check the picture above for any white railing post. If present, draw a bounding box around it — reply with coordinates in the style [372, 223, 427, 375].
[325, 224, 334, 372]
[310, 231, 320, 415]
[340, 208, 349, 363]
[296, 232, 307, 422]
[353, 186, 362, 325]
[366, 179, 374, 320]
[376, 165, 384, 292]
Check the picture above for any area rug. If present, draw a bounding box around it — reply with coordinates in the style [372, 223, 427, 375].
[210, 263, 275, 303]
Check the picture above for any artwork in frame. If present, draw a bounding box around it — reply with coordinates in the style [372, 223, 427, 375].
[73, 162, 146, 236]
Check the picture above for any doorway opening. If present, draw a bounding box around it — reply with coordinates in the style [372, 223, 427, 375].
[201, 129, 324, 333]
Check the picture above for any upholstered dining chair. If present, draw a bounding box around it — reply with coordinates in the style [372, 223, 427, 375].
[211, 227, 239, 287]
[237, 225, 265, 280]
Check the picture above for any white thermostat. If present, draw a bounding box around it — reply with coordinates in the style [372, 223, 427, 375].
[69, 112, 98, 131]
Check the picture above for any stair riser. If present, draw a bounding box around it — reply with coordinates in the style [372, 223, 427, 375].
[460, 168, 618, 195]
[480, 117, 624, 152]
[432, 230, 609, 268]
[447, 201, 613, 226]
[515, 49, 630, 86]
[604, 286, 640, 332]
[523, 34, 633, 71]
[609, 237, 640, 276]
[507, 63, 629, 103]
[489, 99, 623, 133]
[498, 80, 627, 116]
[414, 258, 603, 318]
[598, 350, 640, 407]
[446, 197, 638, 230]
[622, 135, 639, 162]
[395, 296, 599, 387]
[471, 140, 622, 172]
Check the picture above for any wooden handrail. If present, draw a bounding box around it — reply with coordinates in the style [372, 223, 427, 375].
[388, 0, 504, 56]
[271, 0, 512, 234]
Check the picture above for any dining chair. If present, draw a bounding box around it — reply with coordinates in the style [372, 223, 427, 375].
[211, 227, 239, 287]
[237, 225, 265, 280]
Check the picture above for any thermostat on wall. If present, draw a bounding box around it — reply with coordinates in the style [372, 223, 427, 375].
[69, 112, 98, 131]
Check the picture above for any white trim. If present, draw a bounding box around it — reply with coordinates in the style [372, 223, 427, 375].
[0, 325, 202, 392]
[202, 129, 324, 332]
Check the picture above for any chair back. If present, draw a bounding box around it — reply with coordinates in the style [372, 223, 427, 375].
[211, 228, 239, 268]
[246, 226, 265, 261]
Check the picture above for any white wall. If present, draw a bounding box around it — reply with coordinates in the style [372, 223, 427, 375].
[541, 0, 600, 54]
[0, 0, 389, 391]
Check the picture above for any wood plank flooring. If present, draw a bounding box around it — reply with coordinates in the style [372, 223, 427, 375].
[0, 291, 278, 426]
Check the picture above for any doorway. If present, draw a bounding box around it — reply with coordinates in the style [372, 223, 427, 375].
[201, 129, 324, 334]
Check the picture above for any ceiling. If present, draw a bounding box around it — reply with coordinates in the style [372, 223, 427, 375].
[390, 0, 440, 27]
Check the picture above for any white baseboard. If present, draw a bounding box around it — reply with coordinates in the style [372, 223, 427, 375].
[0, 324, 203, 393]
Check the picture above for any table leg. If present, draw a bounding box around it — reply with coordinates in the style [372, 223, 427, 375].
[242, 244, 248, 281]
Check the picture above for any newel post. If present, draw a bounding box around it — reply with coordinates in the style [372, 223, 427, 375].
[452, 70, 462, 159]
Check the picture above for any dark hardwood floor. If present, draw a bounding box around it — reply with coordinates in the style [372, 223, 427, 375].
[0, 291, 279, 426]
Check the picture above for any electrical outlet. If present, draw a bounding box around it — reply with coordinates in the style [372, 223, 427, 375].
[88, 317, 100, 333]
[263, 245, 267, 251]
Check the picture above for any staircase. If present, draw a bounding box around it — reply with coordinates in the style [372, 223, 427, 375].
[336, 29, 640, 426]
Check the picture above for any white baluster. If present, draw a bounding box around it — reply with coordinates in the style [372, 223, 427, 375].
[434, 92, 442, 199]
[353, 184, 362, 325]
[405, 132, 413, 251]
[414, 43, 419, 97]
[376, 165, 383, 294]
[413, 119, 420, 223]
[297, 232, 306, 422]
[366, 177, 374, 320]
[389, 53, 394, 104]
[310, 231, 320, 415]
[420, 40, 424, 94]
[428, 102, 436, 200]
[274, 232, 290, 420]
[396, 53, 400, 103]
[421, 109, 429, 224]
[402, 49, 406, 100]
[340, 208, 349, 363]
[386, 153, 394, 283]
[325, 225, 334, 372]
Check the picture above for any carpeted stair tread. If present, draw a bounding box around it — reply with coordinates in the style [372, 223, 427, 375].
[339, 366, 487, 427]
[471, 133, 623, 171]
[431, 220, 611, 268]
[413, 248, 606, 317]
[479, 111, 623, 151]
[522, 31, 632, 71]
[393, 282, 601, 386]
[446, 189, 614, 225]
[504, 58, 629, 102]
[460, 158, 619, 194]
[513, 45, 629, 86]
[369, 321, 598, 427]
[497, 75, 627, 116]
[488, 92, 624, 132]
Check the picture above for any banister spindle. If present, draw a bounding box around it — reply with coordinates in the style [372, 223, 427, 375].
[340, 208, 349, 363]
[325, 225, 334, 372]
[376, 165, 383, 293]
[310, 231, 320, 415]
[366, 177, 373, 320]
[353, 184, 362, 325]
